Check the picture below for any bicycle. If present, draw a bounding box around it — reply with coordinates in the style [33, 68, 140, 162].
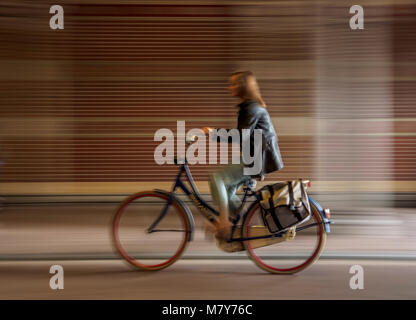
[112, 138, 332, 274]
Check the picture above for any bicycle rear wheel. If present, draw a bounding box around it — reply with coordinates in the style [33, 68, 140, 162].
[112, 191, 191, 271]
[242, 202, 326, 274]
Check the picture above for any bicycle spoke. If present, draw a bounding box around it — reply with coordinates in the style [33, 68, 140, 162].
[112, 192, 190, 271]
[243, 202, 326, 274]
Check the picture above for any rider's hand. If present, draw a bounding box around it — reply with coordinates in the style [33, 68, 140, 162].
[202, 127, 214, 134]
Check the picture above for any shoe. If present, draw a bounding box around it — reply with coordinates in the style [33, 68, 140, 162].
[215, 225, 231, 241]
[214, 229, 245, 253]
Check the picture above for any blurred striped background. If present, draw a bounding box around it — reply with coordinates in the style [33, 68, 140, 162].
[0, 0, 415, 205]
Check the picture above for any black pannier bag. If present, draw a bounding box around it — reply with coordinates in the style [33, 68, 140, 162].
[259, 180, 311, 233]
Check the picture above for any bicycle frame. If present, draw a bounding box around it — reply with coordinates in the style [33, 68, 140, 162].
[149, 161, 331, 243]
[169, 162, 246, 225]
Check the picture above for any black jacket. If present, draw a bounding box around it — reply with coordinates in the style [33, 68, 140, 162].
[218, 100, 284, 176]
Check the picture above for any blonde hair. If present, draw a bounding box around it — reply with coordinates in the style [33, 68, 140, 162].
[231, 71, 266, 107]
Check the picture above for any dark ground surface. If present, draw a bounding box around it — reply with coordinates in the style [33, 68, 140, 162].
[0, 203, 415, 299]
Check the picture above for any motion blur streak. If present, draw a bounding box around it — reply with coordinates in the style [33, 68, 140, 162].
[0, 1, 414, 193]
[0, 1, 416, 193]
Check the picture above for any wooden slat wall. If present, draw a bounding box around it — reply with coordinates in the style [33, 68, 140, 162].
[0, 0, 415, 194]
[315, 1, 415, 186]
[393, 3, 416, 182]
[315, 2, 394, 188]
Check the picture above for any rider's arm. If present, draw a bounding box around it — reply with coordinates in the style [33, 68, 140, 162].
[237, 104, 261, 135]
[219, 104, 261, 140]
[202, 104, 261, 143]
[202, 127, 235, 143]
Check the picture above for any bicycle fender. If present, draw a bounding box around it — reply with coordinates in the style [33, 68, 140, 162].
[308, 196, 331, 233]
[153, 189, 195, 241]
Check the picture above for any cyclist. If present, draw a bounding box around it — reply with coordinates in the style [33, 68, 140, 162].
[203, 71, 284, 240]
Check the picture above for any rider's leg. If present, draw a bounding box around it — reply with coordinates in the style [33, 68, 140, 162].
[209, 170, 231, 238]
[222, 161, 251, 215]
[209, 162, 250, 238]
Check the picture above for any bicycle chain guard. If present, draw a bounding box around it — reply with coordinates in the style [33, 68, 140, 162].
[215, 226, 295, 253]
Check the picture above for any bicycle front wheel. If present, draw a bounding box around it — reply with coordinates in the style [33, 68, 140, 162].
[242, 202, 326, 274]
[112, 191, 191, 271]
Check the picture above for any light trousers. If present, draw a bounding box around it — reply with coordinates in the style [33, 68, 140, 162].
[209, 161, 251, 220]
